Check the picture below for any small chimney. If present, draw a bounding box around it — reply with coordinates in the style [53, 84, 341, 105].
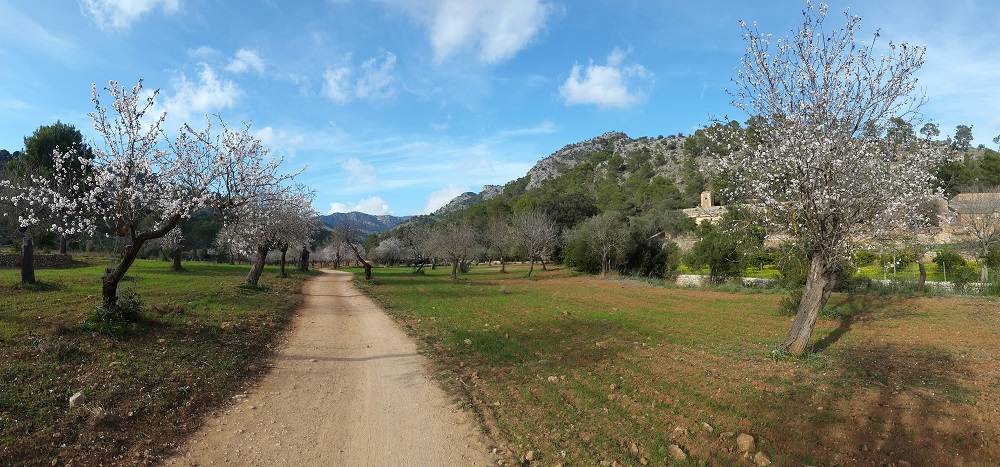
[700, 191, 713, 209]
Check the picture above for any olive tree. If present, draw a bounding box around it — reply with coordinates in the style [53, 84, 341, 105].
[724, 4, 944, 355]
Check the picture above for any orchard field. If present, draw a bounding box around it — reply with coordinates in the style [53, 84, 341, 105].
[357, 265, 1000, 466]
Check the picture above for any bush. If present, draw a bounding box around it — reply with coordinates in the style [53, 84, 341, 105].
[852, 249, 878, 267]
[662, 241, 682, 281]
[933, 248, 967, 279]
[85, 289, 144, 337]
[684, 221, 745, 283]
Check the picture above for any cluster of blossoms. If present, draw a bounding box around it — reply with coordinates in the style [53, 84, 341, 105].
[0, 148, 99, 236]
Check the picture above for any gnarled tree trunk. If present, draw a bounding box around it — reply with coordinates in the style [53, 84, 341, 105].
[917, 261, 927, 293]
[298, 246, 309, 272]
[102, 217, 182, 307]
[59, 234, 68, 255]
[171, 247, 183, 271]
[246, 244, 270, 286]
[279, 245, 289, 277]
[17, 227, 35, 285]
[783, 253, 839, 355]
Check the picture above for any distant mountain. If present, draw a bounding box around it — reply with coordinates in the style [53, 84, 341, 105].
[318, 212, 412, 236]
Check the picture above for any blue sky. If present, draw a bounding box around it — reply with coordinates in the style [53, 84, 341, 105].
[2, 1, 999, 216]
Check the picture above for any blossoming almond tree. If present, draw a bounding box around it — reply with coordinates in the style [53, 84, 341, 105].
[724, 3, 945, 355]
[90, 80, 301, 308]
[223, 185, 315, 286]
[90, 80, 216, 308]
[0, 148, 98, 283]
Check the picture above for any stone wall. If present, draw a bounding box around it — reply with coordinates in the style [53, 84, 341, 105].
[0, 253, 75, 269]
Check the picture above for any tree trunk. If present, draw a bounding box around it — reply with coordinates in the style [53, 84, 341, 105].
[298, 246, 309, 272]
[279, 246, 288, 277]
[526, 256, 536, 278]
[59, 234, 68, 255]
[431, 257, 437, 270]
[917, 261, 927, 292]
[500, 255, 506, 273]
[783, 253, 838, 356]
[102, 217, 182, 306]
[347, 243, 372, 281]
[171, 247, 183, 271]
[246, 244, 270, 285]
[102, 242, 142, 306]
[981, 260, 989, 283]
[18, 227, 35, 285]
[451, 257, 459, 279]
[541, 257, 548, 271]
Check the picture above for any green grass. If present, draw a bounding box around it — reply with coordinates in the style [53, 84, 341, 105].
[0, 259, 312, 465]
[355, 264, 1000, 466]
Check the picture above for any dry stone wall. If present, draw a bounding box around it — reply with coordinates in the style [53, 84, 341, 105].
[0, 253, 74, 269]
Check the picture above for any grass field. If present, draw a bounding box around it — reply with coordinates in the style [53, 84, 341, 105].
[0, 259, 311, 466]
[357, 264, 1000, 466]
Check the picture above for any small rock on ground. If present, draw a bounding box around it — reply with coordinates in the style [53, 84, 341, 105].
[753, 451, 771, 466]
[69, 391, 86, 408]
[667, 444, 687, 461]
[737, 433, 756, 453]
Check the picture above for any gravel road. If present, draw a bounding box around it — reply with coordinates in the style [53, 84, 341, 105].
[166, 269, 497, 466]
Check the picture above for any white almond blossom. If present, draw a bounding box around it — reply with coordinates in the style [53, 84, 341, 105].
[723, 2, 945, 355]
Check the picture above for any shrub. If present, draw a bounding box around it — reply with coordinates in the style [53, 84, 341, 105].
[933, 248, 967, 279]
[85, 288, 144, 337]
[852, 249, 878, 267]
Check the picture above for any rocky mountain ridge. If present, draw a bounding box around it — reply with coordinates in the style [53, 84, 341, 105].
[319, 211, 412, 236]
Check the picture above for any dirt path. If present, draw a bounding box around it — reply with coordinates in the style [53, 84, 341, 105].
[166, 270, 498, 466]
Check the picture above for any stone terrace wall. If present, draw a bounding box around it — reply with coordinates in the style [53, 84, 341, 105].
[0, 253, 75, 269]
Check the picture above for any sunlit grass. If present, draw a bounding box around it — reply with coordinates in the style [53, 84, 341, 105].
[356, 263, 1000, 466]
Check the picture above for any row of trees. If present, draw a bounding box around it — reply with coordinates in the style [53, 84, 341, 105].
[0, 80, 313, 320]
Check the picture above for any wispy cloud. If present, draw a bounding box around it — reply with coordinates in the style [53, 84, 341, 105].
[343, 158, 378, 184]
[322, 52, 397, 104]
[255, 126, 305, 157]
[80, 0, 180, 31]
[498, 119, 555, 138]
[0, 3, 81, 61]
[559, 47, 653, 110]
[375, 0, 557, 65]
[226, 48, 265, 75]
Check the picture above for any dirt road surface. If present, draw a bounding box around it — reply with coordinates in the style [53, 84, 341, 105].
[166, 270, 497, 466]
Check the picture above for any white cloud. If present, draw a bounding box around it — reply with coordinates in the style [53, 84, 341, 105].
[355, 53, 397, 100]
[322, 67, 353, 104]
[80, 0, 180, 31]
[160, 64, 242, 125]
[188, 46, 221, 61]
[423, 184, 469, 214]
[255, 126, 304, 157]
[226, 48, 265, 75]
[322, 52, 397, 104]
[559, 47, 653, 110]
[343, 158, 377, 184]
[376, 0, 556, 65]
[328, 196, 393, 215]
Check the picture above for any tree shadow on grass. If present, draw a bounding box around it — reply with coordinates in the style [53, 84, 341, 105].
[753, 341, 994, 466]
[812, 293, 896, 353]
